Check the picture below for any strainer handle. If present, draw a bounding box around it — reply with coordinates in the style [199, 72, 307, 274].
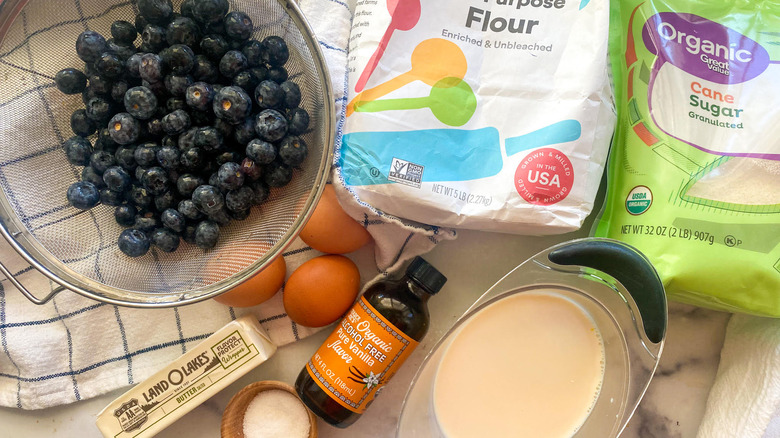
[0, 259, 64, 305]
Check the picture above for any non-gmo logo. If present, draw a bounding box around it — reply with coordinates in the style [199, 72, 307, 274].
[626, 186, 653, 215]
[388, 157, 423, 188]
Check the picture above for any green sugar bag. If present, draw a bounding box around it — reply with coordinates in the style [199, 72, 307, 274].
[594, 0, 780, 315]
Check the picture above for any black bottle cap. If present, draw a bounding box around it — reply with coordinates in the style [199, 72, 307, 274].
[406, 256, 447, 295]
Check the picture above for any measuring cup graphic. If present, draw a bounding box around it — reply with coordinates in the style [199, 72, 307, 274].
[352, 77, 476, 127]
[355, 0, 422, 93]
[347, 39, 467, 117]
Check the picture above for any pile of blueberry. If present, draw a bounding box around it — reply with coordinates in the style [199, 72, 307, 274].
[56, 0, 311, 257]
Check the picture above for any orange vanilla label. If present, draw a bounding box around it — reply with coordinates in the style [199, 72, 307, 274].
[305, 296, 419, 413]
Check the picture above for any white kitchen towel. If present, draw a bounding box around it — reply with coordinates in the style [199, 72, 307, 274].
[0, 0, 455, 410]
[697, 314, 780, 438]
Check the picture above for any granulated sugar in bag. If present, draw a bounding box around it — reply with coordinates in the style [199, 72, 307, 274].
[336, 0, 615, 234]
[594, 0, 780, 315]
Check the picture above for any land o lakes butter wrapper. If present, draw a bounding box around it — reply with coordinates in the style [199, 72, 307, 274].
[338, 0, 615, 234]
[96, 316, 276, 438]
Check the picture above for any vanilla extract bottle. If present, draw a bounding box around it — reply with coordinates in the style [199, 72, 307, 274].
[295, 256, 447, 428]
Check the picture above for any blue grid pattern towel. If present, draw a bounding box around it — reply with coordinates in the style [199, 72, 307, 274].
[0, 0, 455, 410]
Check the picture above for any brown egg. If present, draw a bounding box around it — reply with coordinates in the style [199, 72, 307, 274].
[283, 254, 361, 327]
[212, 256, 287, 308]
[300, 184, 372, 254]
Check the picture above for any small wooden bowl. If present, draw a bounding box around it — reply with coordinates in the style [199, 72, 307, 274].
[221, 380, 318, 438]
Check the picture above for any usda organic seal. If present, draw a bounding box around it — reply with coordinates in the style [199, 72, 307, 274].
[626, 186, 652, 215]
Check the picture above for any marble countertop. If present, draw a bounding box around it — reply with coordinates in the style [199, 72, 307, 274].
[0, 228, 732, 437]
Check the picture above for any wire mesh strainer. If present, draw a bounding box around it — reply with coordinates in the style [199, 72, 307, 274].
[0, 0, 334, 307]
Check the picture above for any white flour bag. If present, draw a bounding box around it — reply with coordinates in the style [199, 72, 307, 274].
[336, 0, 615, 234]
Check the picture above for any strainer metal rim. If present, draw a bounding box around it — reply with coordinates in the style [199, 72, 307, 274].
[0, 0, 336, 308]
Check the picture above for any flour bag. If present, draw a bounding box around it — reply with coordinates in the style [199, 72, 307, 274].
[594, 0, 780, 315]
[336, 0, 615, 234]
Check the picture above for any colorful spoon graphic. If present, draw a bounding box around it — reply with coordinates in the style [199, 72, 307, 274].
[353, 77, 477, 127]
[354, 0, 421, 93]
[347, 38, 467, 116]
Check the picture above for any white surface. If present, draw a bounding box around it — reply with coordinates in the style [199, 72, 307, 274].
[0, 228, 731, 437]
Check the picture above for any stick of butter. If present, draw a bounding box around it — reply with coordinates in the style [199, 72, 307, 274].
[96, 315, 276, 438]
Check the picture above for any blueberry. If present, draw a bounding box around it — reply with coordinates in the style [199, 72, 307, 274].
[267, 65, 288, 84]
[248, 66, 269, 84]
[161, 109, 191, 135]
[224, 11, 253, 41]
[94, 51, 124, 79]
[114, 145, 138, 171]
[123, 86, 157, 120]
[249, 180, 270, 205]
[216, 161, 244, 191]
[84, 97, 112, 124]
[82, 166, 106, 188]
[55, 68, 88, 94]
[141, 166, 169, 195]
[100, 188, 125, 206]
[129, 185, 154, 209]
[185, 81, 214, 111]
[241, 40, 265, 67]
[82, 85, 106, 107]
[164, 74, 193, 97]
[287, 107, 310, 135]
[178, 127, 198, 150]
[213, 86, 252, 124]
[178, 199, 203, 220]
[200, 34, 229, 61]
[254, 109, 287, 142]
[161, 208, 186, 233]
[103, 166, 132, 192]
[90, 150, 117, 174]
[254, 80, 283, 109]
[226, 208, 249, 222]
[192, 0, 229, 25]
[67, 181, 100, 210]
[88, 75, 113, 95]
[108, 112, 141, 144]
[232, 70, 258, 92]
[76, 31, 108, 63]
[246, 138, 276, 165]
[115, 205, 137, 226]
[216, 150, 241, 165]
[135, 166, 149, 182]
[180, 147, 204, 171]
[240, 157, 262, 181]
[63, 136, 93, 166]
[154, 190, 176, 211]
[176, 173, 203, 197]
[263, 161, 293, 187]
[219, 50, 248, 78]
[111, 20, 138, 46]
[214, 117, 234, 139]
[137, 0, 173, 25]
[192, 55, 219, 82]
[135, 14, 149, 33]
[157, 145, 180, 169]
[182, 224, 198, 244]
[278, 135, 307, 167]
[233, 117, 256, 145]
[262, 36, 289, 67]
[194, 126, 222, 152]
[139, 53, 164, 83]
[180, 0, 197, 20]
[192, 185, 224, 215]
[151, 228, 180, 252]
[147, 117, 164, 137]
[133, 141, 160, 167]
[71, 109, 97, 137]
[166, 97, 187, 112]
[225, 185, 254, 212]
[160, 44, 195, 75]
[194, 220, 219, 249]
[96, 128, 120, 152]
[166, 16, 200, 47]
[141, 24, 167, 52]
[110, 81, 128, 103]
[280, 81, 301, 109]
[118, 228, 151, 257]
[207, 207, 231, 226]
[133, 212, 160, 232]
